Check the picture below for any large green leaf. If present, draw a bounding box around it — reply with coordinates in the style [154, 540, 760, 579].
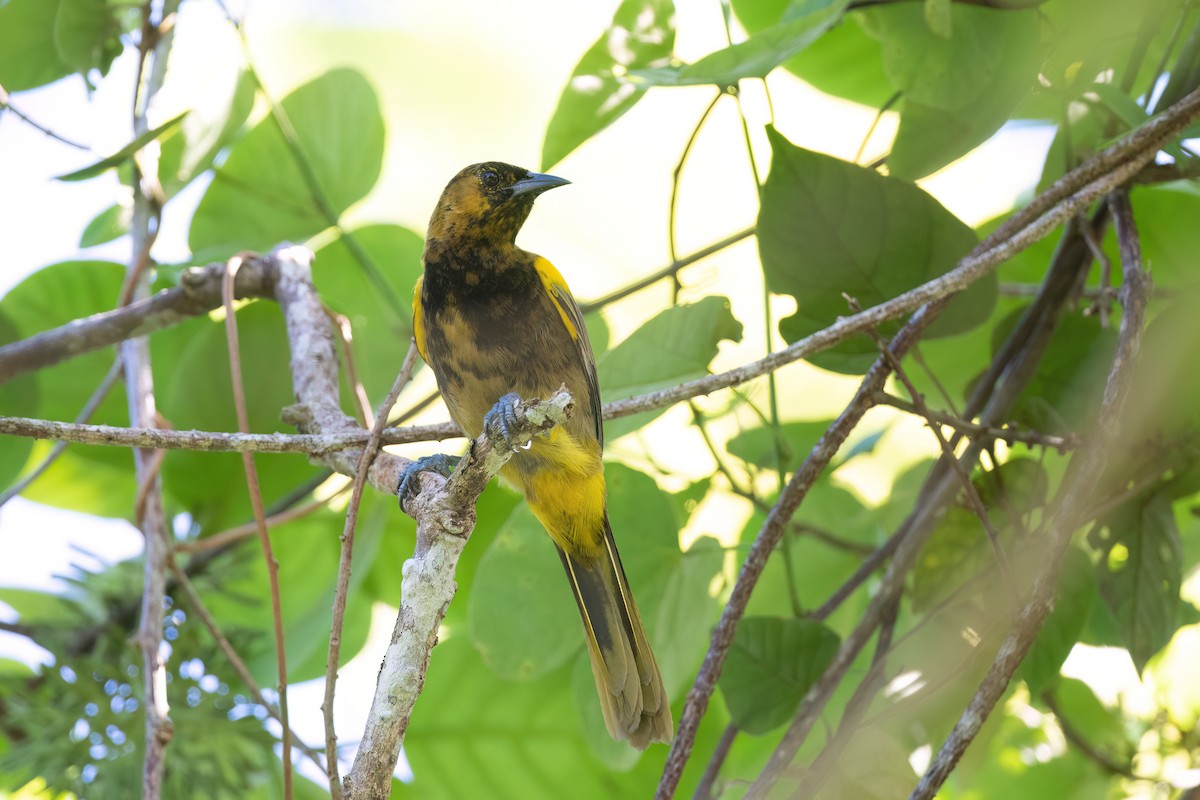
[541, 0, 674, 169]
[189, 68, 385, 259]
[0, 0, 73, 91]
[1089, 493, 1182, 673]
[731, 0, 892, 107]
[197, 502, 385, 685]
[597, 295, 743, 439]
[858, 4, 1042, 178]
[467, 503, 582, 680]
[718, 616, 839, 734]
[760, 128, 994, 374]
[397, 636, 664, 798]
[159, 301, 323, 531]
[0, 261, 140, 516]
[311, 224, 424, 401]
[634, 0, 849, 87]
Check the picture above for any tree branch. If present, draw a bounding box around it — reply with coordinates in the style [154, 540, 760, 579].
[127, 4, 180, 796]
[909, 187, 1151, 799]
[342, 389, 574, 800]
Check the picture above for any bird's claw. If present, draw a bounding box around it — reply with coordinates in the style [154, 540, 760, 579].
[483, 392, 526, 453]
[397, 453, 462, 509]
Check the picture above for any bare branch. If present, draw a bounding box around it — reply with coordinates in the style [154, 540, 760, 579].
[656, 298, 946, 799]
[909, 188, 1150, 799]
[128, 3, 180, 795]
[0, 255, 278, 381]
[342, 389, 575, 800]
[324, 342, 419, 798]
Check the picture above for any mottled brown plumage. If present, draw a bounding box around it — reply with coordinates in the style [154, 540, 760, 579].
[411, 162, 672, 747]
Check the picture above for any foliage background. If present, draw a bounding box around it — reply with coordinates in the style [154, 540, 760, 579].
[2, 0, 1200, 798]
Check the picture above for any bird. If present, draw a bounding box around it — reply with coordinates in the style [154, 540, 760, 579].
[400, 161, 673, 748]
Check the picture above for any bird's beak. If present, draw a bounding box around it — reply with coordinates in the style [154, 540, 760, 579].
[510, 171, 571, 197]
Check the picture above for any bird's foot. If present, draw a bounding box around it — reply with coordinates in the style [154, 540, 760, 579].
[483, 392, 530, 453]
[397, 453, 462, 509]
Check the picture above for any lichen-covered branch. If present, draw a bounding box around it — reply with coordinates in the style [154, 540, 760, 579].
[342, 389, 574, 800]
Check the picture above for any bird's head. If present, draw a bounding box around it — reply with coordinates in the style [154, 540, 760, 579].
[425, 162, 570, 249]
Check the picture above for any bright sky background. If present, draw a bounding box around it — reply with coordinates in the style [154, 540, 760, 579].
[12, 0, 1190, 790]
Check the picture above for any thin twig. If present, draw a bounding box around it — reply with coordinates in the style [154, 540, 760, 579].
[0, 82, 91, 150]
[0, 416, 461, 453]
[127, 5, 179, 795]
[578, 227, 756, 312]
[874, 392, 1081, 451]
[324, 342, 419, 799]
[172, 482, 352, 554]
[222, 257, 292, 800]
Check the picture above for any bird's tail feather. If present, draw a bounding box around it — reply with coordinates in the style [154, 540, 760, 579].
[558, 517, 673, 749]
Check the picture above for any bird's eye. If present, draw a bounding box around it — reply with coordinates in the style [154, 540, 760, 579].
[480, 170, 500, 189]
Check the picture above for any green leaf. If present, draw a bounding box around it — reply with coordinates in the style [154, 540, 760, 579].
[0, 309, 38, 491]
[760, 128, 994, 374]
[633, 0, 849, 87]
[597, 296, 743, 439]
[0, 0, 73, 91]
[0, 261, 141, 517]
[399, 636, 665, 798]
[860, 4, 1042, 178]
[159, 301, 323, 531]
[79, 201, 131, 247]
[468, 503, 582, 680]
[1089, 493, 1182, 672]
[731, 0, 893, 107]
[718, 616, 839, 734]
[54, 0, 123, 78]
[189, 68, 385, 258]
[1021, 547, 1096, 694]
[200, 504, 384, 685]
[311, 224, 425, 400]
[541, 0, 674, 169]
[55, 112, 189, 181]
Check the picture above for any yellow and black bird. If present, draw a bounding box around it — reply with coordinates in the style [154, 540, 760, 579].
[402, 162, 673, 748]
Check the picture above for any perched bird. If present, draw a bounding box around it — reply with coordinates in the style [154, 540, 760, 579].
[401, 162, 673, 748]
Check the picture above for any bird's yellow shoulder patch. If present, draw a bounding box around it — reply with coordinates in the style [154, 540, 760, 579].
[532, 256, 579, 341]
[412, 275, 429, 363]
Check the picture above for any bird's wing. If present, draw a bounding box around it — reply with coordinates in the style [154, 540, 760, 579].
[533, 256, 604, 444]
[412, 275, 429, 363]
